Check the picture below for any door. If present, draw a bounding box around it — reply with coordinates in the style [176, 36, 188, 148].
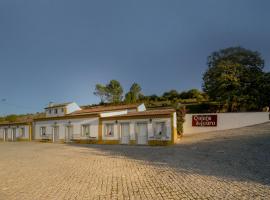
[65, 126, 73, 142]
[52, 126, 59, 142]
[120, 123, 130, 144]
[136, 123, 148, 145]
[12, 128, 16, 141]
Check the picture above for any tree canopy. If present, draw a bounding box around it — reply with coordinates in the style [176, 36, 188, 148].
[94, 80, 123, 103]
[203, 46, 266, 111]
[125, 83, 142, 103]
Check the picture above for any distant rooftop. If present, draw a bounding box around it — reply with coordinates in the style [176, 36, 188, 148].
[45, 102, 73, 109]
[69, 103, 141, 116]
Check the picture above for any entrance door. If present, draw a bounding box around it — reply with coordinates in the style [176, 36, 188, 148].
[12, 128, 16, 141]
[121, 123, 130, 144]
[136, 123, 148, 145]
[52, 126, 59, 143]
[65, 126, 73, 143]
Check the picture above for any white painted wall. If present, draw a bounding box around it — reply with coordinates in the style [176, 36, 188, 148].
[66, 102, 81, 114]
[0, 125, 30, 141]
[183, 112, 270, 135]
[102, 117, 172, 141]
[34, 117, 99, 140]
[45, 107, 66, 117]
[100, 110, 128, 118]
[137, 103, 146, 112]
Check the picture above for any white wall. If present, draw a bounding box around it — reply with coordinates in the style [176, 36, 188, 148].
[100, 110, 128, 118]
[102, 117, 172, 141]
[34, 117, 99, 140]
[137, 103, 146, 112]
[0, 125, 30, 141]
[45, 107, 66, 117]
[66, 102, 81, 114]
[183, 112, 270, 135]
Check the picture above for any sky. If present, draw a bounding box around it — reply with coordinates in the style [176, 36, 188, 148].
[0, 0, 270, 115]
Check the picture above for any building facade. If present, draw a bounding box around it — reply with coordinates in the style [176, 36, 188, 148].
[0, 121, 32, 142]
[0, 102, 177, 145]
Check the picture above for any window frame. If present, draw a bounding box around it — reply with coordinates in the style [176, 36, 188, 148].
[81, 124, 91, 137]
[154, 121, 167, 139]
[40, 127, 46, 136]
[104, 123, 114, 137]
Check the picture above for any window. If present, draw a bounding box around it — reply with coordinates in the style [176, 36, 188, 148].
[61, 108, 64, 113]
[19, 128, 25, 137]
[40, 127, 46, 136]
[49, 109, 52, 114]
[54, 109, 58, 114]
[81, 124, 90, 137]
[105, 123, 114, 137]
[154, 122, 166, 139]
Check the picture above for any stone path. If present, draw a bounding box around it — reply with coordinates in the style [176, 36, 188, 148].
[0, 123, 270, 199]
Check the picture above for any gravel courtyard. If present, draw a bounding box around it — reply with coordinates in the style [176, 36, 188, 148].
[0, 123, 270, 200]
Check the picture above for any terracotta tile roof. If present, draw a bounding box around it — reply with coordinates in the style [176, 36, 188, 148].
[70, 103, 140, 115]
[101, 108, 175, 119]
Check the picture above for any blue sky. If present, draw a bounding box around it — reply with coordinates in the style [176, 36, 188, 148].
[0, 0, 270, 115]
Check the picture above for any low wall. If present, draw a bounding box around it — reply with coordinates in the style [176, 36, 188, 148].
[183, 112, 270, 135]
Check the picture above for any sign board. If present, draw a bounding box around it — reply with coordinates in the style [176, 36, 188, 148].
[192, 115, 217, 127]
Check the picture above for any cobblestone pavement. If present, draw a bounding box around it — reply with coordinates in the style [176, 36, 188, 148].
[1, 123, 270, 200]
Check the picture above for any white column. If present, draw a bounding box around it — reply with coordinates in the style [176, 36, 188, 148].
[11, 129, 14, 141]
[52, 127, 55, 143]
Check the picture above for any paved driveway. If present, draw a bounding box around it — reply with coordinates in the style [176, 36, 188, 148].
[0, 123, 270, 200]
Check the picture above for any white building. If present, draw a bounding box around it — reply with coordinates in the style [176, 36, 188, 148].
[0, 121, 32, 142]
[32, 103, 177, 145]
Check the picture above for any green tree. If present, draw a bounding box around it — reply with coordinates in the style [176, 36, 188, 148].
[162, 90, 179, 101]
[203, 46, 265, 111]
[94, 84, 107, 103]
[5, 114, 18, 122]
[105, 80, 123, 103]
[125, 83, 142, 103]
[94, 80, 124, 104]
[258, 72, 270, 108]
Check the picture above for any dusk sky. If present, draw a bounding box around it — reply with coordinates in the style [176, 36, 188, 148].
[0, 0, 270, 115]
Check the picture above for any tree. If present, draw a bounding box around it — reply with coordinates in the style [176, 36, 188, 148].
[5, 115, 18, 122]
[125, 83, 142, 103]
[203, 46, 265, 111]
[94, 84, 107, 103]
[94, 80, 124, 104]
[178, 89, 207, 101]
[105, 80, 123, 103]
[258, 72, 270, 108]
[162, 90, 179, 101]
